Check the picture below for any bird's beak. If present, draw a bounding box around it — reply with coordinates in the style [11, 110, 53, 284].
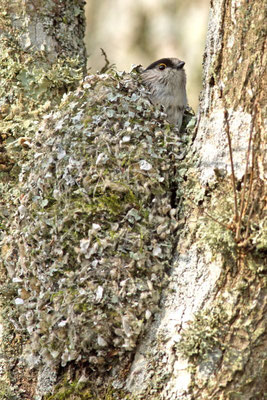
[177, 61, 185, 69]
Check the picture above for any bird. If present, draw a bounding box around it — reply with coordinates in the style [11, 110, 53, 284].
[141, 58, 187, 131]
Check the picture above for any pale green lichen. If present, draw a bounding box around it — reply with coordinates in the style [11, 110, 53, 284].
[176, 305, 228, 362]
[0, 0, 85, 185]
[0, 46, 83, 138]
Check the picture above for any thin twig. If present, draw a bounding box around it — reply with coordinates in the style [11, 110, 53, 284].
[244, 197, 255, 241]
[224, 109, 239, 228]
[99, 48, 114, 74]
[241, 139, 255, 220]
[187, 197, 229, 229]
[236, 110, 255, 241]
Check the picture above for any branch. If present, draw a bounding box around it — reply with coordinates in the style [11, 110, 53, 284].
[235, 110, 256, 241]
[99, 48, 115, 73]
[224, 109, 239, 230]
[187, 197, 229, 230]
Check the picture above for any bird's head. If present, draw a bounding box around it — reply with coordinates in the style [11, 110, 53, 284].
[142, 57, 186, 87]
[141, 57, 187, 129]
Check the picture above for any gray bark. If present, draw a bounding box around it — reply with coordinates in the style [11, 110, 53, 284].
[126, 0, 266, 399]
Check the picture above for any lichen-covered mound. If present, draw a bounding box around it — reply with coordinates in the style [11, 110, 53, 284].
[3, 68, 189, 372]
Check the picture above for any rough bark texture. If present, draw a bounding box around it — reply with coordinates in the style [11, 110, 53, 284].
[0, 0, 86, 62]
[126, 1, 266, 399]
[0, 0, 86, 398]
[0, 0, 86, 147]
[0, 0, 266, 399]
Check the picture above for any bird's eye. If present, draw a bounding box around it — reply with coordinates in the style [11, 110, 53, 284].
[158, 63, 167, 70]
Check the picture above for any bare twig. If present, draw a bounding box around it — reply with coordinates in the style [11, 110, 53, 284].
[236, 110, 256, 241]
[224, 109, 239, 228]
[241, 144, 255, 220]
[187, 197, 229, 229]
[99, 48, 115, 74]
[244, 197, 255, 241]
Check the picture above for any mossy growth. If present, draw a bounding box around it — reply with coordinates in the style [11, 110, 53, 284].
[194, 174, 266, 271]
[0, 381, 18, 400]
[198, 212, 237, 259]
[182, 174, 238, 262]
[44, 379, 134, 400]
[176, 305, 228, 362]
[44, 380, 94, 400]
[0, 35, 84, 183]
[0, 43, 83, 140]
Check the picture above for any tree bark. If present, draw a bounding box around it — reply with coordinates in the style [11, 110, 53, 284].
[0, 0, 86, 162]
[126, 1, 266, 399]
[0, 0, 86, 398]
[0, 0, 266, 399]
[0, 0, 86, 62]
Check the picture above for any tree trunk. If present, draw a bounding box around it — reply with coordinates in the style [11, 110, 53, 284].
[0, 0, 86, 62]
[0, 1, 85, 398]
[0, 0, 265, 399]
[0, 0, 86, 165]
[126, 1, 266, 399]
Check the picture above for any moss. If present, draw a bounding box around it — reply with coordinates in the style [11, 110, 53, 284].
[44, 380, 94, 400]
[0, 4, 85, 180]
[44, 379, 136, 400]
[0, 382, 18, 400]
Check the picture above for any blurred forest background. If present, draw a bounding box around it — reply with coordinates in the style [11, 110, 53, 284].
[84, 0, 209, 111]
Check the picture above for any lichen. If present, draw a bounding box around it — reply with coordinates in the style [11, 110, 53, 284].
[0, 0, 85, 182]
[0, 44, 83, 140]
[176, 305, 228, 362]
[195, 181, 237, 259]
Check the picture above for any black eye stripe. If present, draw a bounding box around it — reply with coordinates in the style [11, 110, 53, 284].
[145, 58, 175, 70]
[145, 58, 185, 71]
